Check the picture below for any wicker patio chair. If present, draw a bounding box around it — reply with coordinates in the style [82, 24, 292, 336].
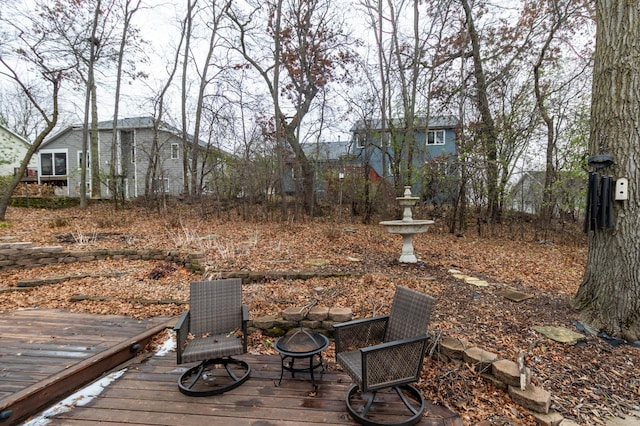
[174, 278, 250, 396]
[334, 286, 435, 426]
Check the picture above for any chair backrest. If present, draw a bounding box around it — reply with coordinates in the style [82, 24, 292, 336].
[189, 278, 243, 336]
[384, 286, 435, 342]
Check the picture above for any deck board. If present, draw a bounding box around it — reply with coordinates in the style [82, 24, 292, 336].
[0, 309, 170, 425]
[42, 352, 462, 426]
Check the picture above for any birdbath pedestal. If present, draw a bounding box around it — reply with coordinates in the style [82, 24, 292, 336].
[379, 186, 434, 263]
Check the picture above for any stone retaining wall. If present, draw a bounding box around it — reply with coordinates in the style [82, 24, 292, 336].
[250, 305, 353, 337]
[0, 242, 205, 273]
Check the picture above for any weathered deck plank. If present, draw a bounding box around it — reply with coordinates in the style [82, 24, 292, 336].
[0, 309, 171, 425]
[42, 352, 462, 426]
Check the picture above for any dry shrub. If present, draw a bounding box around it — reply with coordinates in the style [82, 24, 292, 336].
[48, 217, 69, 228]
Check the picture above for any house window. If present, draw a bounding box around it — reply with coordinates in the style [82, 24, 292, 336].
[40, 151, 67, 176]
[77, 151, 91, 169]
[171, 143, 179, 159]
[356, 134, 366, 149]
[427, 130, 445, 146]
[154, 178, 169, 193]
[120, 130, 135, 164]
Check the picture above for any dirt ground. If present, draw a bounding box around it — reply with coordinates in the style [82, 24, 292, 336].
[0, 204, 638, 425]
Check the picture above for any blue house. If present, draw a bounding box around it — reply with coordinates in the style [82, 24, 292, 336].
[283, 116, 459, 202]
[350, 116, 458, 184]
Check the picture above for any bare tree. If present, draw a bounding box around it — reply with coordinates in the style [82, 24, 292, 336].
[450, 0, 579, 229]
[144, 20, 186, 203]
[357, 0, 452, 193]
[109, 0, 143, 209]
[532, 0, 592, 226]
[459, 0, 501, 223]
[0, 87, 47, 141]
[0, 4, 74, 220]
[79, 0, 103, 207]
[227, 0, 355, 217]
[34, 0, 121, 205]
[188, 0, 232, 197]
[180, 0, 197, 196]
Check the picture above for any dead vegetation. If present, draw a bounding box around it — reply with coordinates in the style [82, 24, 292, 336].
[0, 204, 638, 425]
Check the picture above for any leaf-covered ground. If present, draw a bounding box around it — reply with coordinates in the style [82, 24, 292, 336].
[0, 204, 638, 425]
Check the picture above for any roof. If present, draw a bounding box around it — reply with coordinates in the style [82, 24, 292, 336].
[0, 123, 31, 146]
[40, 116, 189, 149]
[350, 115, 459, 132]
[301, 140, 353, 161]
[95, 116, 182, 133]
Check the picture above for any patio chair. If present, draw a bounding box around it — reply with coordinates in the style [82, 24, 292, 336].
[174, 278, 250, 396]
[334, 286, 435, 426]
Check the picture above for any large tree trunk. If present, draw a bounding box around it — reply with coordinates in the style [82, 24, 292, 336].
[284, 127, 315, 215]
[574, 0, 640, 342]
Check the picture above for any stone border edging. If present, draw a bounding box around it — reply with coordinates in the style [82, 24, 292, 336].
[0, 241, 205, 274]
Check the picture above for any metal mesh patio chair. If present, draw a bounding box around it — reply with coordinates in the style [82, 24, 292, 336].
[174, 278, 250, 396]
[334, 286, 435, 426]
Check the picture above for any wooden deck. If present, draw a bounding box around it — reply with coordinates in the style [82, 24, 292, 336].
[1, 309, 462, 426]
[0, 309, 171, 425]
[40, 352, 462, 426]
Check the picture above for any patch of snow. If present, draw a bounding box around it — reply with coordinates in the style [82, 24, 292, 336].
[154, 329, 176, 357]
[23, 331, 176, 424]
[23, 369, 127, 425]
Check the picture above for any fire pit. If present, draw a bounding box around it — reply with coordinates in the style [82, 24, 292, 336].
[275, 328, 329, 389]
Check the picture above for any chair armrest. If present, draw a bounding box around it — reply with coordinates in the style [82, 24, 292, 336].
[241, 304, 249, 352]
[360, 334, 430, 392]
[334, 315, 389, 354]
[242, 304, 249, 322]
[174, 311, 190, 365]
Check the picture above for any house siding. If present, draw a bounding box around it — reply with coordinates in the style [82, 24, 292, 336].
[129, 127, 184, 197]
[36, 119, 192, 198]
[0, 125, 35, 176]
[38, 129, 80, 194]
[353, 125, 458, 181]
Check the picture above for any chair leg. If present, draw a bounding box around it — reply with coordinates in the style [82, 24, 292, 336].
[394, 385, 424, 416]
[178, 357, 251, 397]
[345, 384, 426, 426]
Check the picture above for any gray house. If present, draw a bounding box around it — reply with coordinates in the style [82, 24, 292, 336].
[35, 116, 207, 198]
[510, 170, 585, 218]
[284, 140, 362, 198]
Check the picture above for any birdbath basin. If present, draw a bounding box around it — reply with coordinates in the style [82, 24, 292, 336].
[380, 219, 433, 235]
[380, 186, 434, 263]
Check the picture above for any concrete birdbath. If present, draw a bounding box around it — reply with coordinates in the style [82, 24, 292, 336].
[380, 186, 434, 263]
